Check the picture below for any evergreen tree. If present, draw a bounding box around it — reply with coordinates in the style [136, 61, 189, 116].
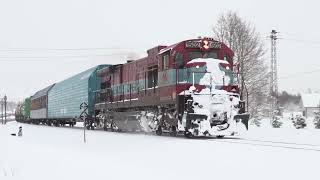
[272, 116, 282, 128]
[293, 115, 307, 129]
[314, 112, 320, 129]
[251, 115, 262, 127]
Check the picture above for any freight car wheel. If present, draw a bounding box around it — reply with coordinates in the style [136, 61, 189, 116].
[184, 131, 193, 138]
[156, 126, 162, 136]
[110, 122, 117, 132]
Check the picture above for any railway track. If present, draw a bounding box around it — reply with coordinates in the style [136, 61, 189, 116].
[211, 138, 320, 152]
[16, 121, 320, 152]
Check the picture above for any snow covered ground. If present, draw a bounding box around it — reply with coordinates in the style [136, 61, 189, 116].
[1, 121, 320, 180]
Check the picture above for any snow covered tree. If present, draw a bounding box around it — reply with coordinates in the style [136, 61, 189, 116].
[292, 115, 307, 129]
[250, 113, 262, 127]
[314, 112, 320, 129]
[212, 11, 269, 120]
[272, 116, 282, 128]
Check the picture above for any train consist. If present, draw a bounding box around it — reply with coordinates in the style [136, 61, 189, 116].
[16, 37, 249, 137]
[16, 65, 109, 127]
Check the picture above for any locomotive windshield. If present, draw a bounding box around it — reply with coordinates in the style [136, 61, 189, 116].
[188, 67, 237, 87]
[177, 60, 238, 86]
[188, 51, 218, 61]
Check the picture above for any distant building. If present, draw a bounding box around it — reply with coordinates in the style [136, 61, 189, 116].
[301, 93, 320, 118]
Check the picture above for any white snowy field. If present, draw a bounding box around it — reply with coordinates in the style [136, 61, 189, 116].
[1, 121, 320, 180]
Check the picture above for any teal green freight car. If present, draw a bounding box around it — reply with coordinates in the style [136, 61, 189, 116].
[23, 97, 31, 119]
[15, 97, 31, 122]
[47, 65, 110, 121]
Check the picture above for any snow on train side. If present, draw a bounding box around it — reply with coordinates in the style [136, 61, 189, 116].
[177, 58, 249, 137]
[95, 37, 249, 137]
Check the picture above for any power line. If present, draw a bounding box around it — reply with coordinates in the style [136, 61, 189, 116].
[0, 53, 132, 61]
[0, 47, 130, 52]
[263, 32, 320, 82]
[280, 38, 320, 45]
[263, 32, 320, 45]
[279, 68, 320, 79]
[262, 31, 320, 43]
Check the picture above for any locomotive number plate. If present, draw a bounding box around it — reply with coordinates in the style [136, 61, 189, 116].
[185, 40, 221, 49]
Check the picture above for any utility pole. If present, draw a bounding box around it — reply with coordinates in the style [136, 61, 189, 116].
[1, 97, 3, 124]
[4, 95, 7, 124]
[270, 30, 279, 121]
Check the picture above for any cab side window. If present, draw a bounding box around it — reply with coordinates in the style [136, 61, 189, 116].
[162, 53, 169, 70]
[147, 65, 158, 88]
[174, 52, 184, 68]
[224, 54, 229, 61]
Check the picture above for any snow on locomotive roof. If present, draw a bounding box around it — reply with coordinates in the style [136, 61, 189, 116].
[158, 43, 177, 54]
[188, 57, 229, 64]
[159, 38, 224, 55]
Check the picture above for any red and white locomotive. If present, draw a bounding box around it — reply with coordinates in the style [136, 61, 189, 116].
[95, 37, 249, 137]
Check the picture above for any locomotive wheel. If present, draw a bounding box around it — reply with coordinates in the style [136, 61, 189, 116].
[184, 131, 193, 138]
[156, 126, 162, 136]
[103, 120, 108, 131]
[170, 126, 177, 137]
[216, 135, 225, 138]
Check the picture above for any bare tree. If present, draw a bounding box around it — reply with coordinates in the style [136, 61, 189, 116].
[213, 11, 269, 120]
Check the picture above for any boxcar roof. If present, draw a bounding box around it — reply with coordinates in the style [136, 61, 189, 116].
[31, 84, 55, 100]
[53, 65, 106, 88]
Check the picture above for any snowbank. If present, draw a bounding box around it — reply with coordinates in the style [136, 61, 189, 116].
[1, 121, 320, 180]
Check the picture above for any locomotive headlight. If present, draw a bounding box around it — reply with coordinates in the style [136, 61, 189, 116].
[196, 65, 200, 69]
[226, 66, 230, 70]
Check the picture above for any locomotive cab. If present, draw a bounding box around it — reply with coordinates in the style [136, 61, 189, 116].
[157, 38, 249, 137]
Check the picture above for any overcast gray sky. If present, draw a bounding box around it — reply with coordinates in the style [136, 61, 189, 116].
[0, 0, 319, 101]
